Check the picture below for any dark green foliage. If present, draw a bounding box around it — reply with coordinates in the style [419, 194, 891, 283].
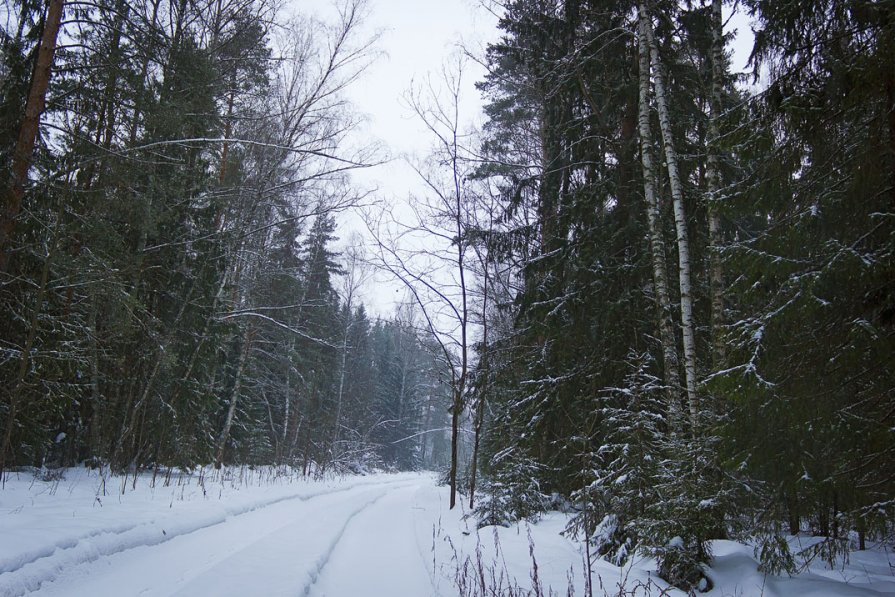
[715, 0, 895, 563]
[473, 0, 894, 591]
[754, 533, 796, 576]
[567, 352, 666, 566]
[0, 0, 449, 479]
[474, 448, 548, 527]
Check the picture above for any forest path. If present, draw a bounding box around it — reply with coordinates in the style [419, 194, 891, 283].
[4, 473, 443, 597]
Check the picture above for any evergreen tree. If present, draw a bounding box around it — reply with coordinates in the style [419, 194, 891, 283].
[714, 0, 895, 558]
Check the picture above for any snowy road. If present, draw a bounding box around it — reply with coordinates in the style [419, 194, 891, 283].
[1, 473, 445, 597]
[6, 469, 892, 597]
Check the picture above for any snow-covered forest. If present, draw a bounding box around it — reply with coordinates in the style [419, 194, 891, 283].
[1, 0, 893, 594]
[0, 0, 454, 478]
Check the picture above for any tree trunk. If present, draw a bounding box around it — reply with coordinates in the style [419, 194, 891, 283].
[644, 10, 700, 431]
[636, 5, 682, 417]
[214, 325, 255, 468]
[112, 282, 196, 470]
[469, 231, 492, 510]
[419, 397, 433, 467]
[887, 72, 895, 209]
[88, 288, 105, 459]
[331, 318, 352, 466]
[0, 0, 65, 272]
[215, 82, 236, 230]
[468, 392, 486, 510]
[706, 0, 727, 367]
[787, 493, 800, 534]
[80, 0, 127, 191]
[449, 389, 461, 509]
[0, 234, 57, 481]
[450, 136, 469, 510]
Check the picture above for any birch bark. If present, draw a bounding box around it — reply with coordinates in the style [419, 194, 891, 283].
[643, 6, 700, 429]
[636, 5, 682, 415]
[214, 325, 255, 468]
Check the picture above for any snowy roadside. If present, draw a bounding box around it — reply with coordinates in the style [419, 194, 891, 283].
[437, 509, 895, 596]
[1, 468, 893, 596]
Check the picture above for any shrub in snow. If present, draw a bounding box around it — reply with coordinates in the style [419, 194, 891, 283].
[565, 353, 665, 566]
[654, 534, 707, 591]
[566, 352, 742, 592]
[474, 449, 548, 527]
[754, 532, 797, 575]
[36, 465, 66, 482]
[796, 535, 850, 570]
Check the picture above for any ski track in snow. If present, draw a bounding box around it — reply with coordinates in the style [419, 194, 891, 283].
[0, 475, 419, 597]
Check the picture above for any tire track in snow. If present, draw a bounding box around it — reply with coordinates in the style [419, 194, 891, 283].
[0, 476, 413, 597]
[308, 484, 441, 597]
[298, 489, 390, 597]
[163, 480, 420, 597]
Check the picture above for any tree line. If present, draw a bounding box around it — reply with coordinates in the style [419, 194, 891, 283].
[452, 0, 894, 590]
[0, 0, 452, 479]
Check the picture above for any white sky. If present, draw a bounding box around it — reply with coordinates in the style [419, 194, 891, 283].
[298, 0, 495, 193]
[296, 0, 498, 316]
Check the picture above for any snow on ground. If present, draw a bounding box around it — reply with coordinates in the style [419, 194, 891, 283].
[0, 467, 893, 596]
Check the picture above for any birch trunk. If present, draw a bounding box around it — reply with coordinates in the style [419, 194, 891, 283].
[636, 5, 682, 415]
[331, 308, 353, 465]
[169, 268, 230, 405]
[644, 7, 700, 430]
[706, 0, 726, 366]
[214, 325, 255, 468]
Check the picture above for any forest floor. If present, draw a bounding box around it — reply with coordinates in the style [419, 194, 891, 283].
[0, 467, 892, 596]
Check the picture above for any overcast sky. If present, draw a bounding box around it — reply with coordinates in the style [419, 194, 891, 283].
[297, 0, 498, 315]
[299, 0, 495, 188]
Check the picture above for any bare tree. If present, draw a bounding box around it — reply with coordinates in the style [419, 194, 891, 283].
[367, 56, 478, 509]
[206, 0, 380, 468]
